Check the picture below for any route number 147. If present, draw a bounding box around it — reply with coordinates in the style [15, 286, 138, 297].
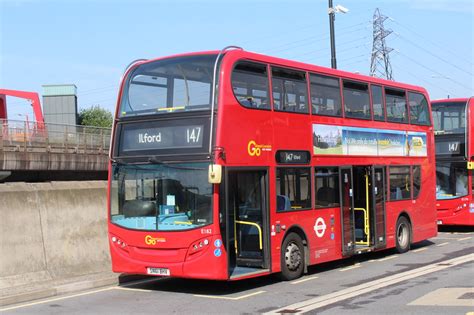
[186, 127, 201, 143]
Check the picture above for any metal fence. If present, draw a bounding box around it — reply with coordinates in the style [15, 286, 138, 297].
[0, 119, 111, 154]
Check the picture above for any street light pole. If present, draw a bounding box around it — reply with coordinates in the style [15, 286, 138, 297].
[328, 0, 337, 69]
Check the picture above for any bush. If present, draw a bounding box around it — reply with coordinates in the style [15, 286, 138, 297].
[78, 106, 113, 128]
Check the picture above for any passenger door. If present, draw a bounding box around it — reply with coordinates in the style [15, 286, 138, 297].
[340, 167, 355, 256]
[372, 166, 386, 248]
[227, 170, 268, 269]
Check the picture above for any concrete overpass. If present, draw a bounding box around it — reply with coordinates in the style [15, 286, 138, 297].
[0, 119, 111, 182]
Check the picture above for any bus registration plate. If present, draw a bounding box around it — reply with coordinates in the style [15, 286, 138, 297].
[147, 267, 170, 276]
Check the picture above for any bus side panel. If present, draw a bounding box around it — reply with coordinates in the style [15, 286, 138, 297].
[384, 200, 411, 248]
[308, 208, 343, 264]
[413, 159, 437, 242]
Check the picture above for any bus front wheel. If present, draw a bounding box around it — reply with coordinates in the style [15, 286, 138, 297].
[280, 232, 304, 281]
[395, 216, 411, 253]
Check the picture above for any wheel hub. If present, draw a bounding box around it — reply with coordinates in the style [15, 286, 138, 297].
[398, 223, 408, 247]
[285, 242, 301, 271]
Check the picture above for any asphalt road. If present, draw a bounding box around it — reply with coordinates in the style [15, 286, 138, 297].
[2, 228, 473, 315]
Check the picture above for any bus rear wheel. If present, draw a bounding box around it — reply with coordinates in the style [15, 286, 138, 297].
[280, 232, 304, 281]
[395, 216, 411, 253]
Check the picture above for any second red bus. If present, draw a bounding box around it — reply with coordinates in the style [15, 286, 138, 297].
[432, 97, 474, 226]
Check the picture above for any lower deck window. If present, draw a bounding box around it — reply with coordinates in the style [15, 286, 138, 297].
[276, 168, 311, 211]
[315, 167, 340, 208]
[389, 166, 411, 200]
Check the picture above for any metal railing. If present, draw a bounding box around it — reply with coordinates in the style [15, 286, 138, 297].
[0, 119, 111, 154]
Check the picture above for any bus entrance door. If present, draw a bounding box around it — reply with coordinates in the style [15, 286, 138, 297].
[227, 170, 269, 278]
[340, 167, 355, 256]
[372, 166, 386, 249]
[351, 166, 387, 252]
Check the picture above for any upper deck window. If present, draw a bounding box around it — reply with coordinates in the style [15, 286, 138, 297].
[120, 55, 216, 117]
[408, 92, 431, 126]
[231, 62, 270, 110]
[371, 85, 385, 121]
[310, 74, 342, 117]
[272, 67, 308, 114]
[385, 88, 408, 123]
[343, 80, 371, 119]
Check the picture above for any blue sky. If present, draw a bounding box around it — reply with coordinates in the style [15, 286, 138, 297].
[1, 0, 473, 121]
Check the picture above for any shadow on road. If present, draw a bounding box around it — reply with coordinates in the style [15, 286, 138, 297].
[117, 241, 438, 296]
[438, 225, 474, 233]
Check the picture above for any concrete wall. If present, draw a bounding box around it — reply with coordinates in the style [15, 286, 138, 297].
[0, 151, 108, 171]
[0, 181, 110, 290]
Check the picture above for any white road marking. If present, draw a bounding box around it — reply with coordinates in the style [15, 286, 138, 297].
[413, 248, 427, 253]
[377, 255, 398, 262]
[0, 287, 115, 312]
[291, 276, 319, 284]
[436, 242, 449, 247]
[457, 237, 472, 241]
[114, 287, 153, 293]
[409, 287, 474, 306]
[193, 290, 266, 300]
[433, 237, 461, 240]
[0, 276, 164, 311]
[339, 263, 361, 272]
[263, 253, 474, 314]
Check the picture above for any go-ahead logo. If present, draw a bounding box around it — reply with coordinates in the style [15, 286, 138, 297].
[248, 140, 272, 157]
[145, 235, 166, 245]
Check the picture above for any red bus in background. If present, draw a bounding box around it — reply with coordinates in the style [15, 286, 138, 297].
[108, 48, 437, 281]
[432, 97, 474, 226]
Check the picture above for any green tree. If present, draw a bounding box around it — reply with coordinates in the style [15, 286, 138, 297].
[78, 105, 113, 128]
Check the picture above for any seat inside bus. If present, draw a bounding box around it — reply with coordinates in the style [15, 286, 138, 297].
[123, 200, 156, 218]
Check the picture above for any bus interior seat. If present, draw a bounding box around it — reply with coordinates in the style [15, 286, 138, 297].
[123, 200, 156, 218]
[317, 187, 337, 206]
[390, 187, 403, 200]
[277, 195, 291, 211]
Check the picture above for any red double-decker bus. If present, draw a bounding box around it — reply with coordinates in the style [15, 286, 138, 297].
[108, 48, 437, 281]
[432, 97, 474, 226]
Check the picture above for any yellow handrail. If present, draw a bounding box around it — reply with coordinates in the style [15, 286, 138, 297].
[235, 220, 263, 250]
[354, 173, 370, 246]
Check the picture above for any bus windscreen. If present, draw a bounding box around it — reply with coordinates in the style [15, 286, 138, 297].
[110, 162, 212, 231]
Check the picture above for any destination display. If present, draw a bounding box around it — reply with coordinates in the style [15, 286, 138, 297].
[121, 125, 204, 152]
[117, 117, 210, 156]
[435, 135, 465, 156]
[276, 150, 311, 164]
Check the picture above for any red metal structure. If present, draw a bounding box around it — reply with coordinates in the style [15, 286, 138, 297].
[432, 97, 474, 226]
[107, 49, 437, 281]
[0, 89, 45, 124]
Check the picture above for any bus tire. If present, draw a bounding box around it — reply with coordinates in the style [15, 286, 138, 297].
[395, 216, 411, 253]
[280, 232, 304, 281]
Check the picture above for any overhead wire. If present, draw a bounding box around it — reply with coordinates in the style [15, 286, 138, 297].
[391, 62, 453, 96]
[391, 19, 474, 66]
[260, 21, 370, 55]
[394, 33, 473, 76]
[395, 50, 472, 91]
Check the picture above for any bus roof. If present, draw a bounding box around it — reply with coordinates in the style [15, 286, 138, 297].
[432, 97, 473, 104]
[131, 49, 429, 95]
